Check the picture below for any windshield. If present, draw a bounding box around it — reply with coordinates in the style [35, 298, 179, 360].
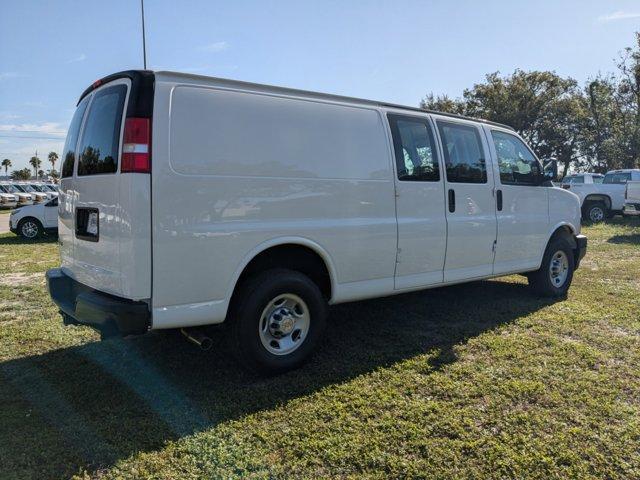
[593, 175, 604, 184]
[603, 172, 631, 184]
[30, 184, 45, 192]
[44, 185, 57, 191]
[0, 185, 17, 193]
[12, 185, 27, 193]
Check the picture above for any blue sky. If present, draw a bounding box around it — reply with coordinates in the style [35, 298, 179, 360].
[1, 0, 639, 172]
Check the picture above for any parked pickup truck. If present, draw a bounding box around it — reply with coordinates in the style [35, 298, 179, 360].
[624, 181, 640, 215]
[563, 169, 640, 222]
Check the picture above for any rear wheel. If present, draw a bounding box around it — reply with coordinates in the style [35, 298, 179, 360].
[18, 218, 43, 239]
[583, 201, 607, 223]
[528, 234, 575, 297]
[229, 268, 327, 375]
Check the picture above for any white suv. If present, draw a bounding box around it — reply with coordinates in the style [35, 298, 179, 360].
[10, 197, 58, 239]
[46, 70, 587, 374]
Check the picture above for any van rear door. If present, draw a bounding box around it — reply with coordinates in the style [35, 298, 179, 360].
[59, 72, 153, 301]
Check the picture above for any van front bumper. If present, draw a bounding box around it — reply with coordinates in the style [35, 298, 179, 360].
[46, 268, 150, 338]
[575, 234, 587, 269]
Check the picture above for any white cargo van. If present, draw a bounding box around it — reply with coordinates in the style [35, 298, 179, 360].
[47, 71, 587, 374]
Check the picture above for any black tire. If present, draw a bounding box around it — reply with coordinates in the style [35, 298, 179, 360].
[228, 268, 327, 375]
[582, 201, 607, 223]
[528, 234, 575, 297]
[17, 217, 43, 239]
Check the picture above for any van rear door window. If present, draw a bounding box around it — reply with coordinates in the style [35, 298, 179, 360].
[77, 84, 127, 176]
[61, 97, 90, 178]
[388, 114, 439, 181]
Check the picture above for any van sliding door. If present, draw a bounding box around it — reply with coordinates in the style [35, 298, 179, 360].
[388, 113, 447, 289]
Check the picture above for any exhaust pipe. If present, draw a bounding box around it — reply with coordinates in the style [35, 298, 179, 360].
[181, 328, 213, 351]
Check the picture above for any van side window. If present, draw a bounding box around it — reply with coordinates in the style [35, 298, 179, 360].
[491, 130, 541, 185]
[388, 114, 439, 181]
[436, 121, 487, 183]
[77, 84, 127, 176]
[61, 97, 90, 178]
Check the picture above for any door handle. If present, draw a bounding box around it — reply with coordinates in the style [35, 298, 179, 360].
[496, 189, 503, 211]
[448, 189, 455, 213]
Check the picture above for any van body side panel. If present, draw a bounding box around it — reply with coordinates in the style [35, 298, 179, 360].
[151, 80, 397, 327]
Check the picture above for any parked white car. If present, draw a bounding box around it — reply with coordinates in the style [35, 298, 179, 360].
[563, 169, 640, 222]
[0, 189, 17, 208]
[13, 183, 48, 203]
[46, 70, 587, 374]
[561, 172, 604, 186]
[10, 197, 58, 239]
[0, 183, 33, 206]
[29, 183, 58, 200]
[624, 181, 640, 215]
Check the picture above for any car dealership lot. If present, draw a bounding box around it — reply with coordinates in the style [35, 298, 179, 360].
[0, 218, 639, 480]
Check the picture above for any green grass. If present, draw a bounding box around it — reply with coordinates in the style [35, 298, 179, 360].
[0, 219, 639, 480]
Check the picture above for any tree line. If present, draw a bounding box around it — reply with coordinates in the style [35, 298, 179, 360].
[1, 152, 59, 181]
[421, 32, 640, 177]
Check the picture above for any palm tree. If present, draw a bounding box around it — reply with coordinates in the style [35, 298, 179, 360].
[29, 155, 41, 180]
[48, 151, 58, 174]
[1, 158, 11, 178]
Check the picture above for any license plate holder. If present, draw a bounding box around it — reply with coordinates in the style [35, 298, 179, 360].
[76, 207, 99, 242]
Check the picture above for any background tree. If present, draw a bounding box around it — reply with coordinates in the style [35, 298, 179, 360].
[420, 32, 640, 174]
[48, 151, 58, 173]
[38, 169, 45, 179]
[422, 70, 586, 175]
[1, 158, 11, 178]
[29, 155, 41, 179]
[11, 168, 32, 181]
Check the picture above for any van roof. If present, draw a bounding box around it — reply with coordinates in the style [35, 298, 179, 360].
[80, 70, 515, 131]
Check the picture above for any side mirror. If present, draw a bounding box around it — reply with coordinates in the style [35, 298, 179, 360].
[542, 159, 558, 184]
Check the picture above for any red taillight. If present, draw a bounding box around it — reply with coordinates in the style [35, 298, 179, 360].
[122, 117, 151, 173]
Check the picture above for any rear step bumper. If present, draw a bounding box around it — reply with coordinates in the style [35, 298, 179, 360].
[46, 268, 150, 338]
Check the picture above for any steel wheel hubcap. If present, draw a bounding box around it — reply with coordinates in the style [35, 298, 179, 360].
[590, 207, 604, 222]
[549, 250, 569, 288]
[22, 222, 37, 238]
[259, 293, 310, 355]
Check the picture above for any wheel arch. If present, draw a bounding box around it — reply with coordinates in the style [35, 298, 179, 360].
[226, 237, 337, 311]
[537, 222, 578, 268]
[583, 194, 611, 210]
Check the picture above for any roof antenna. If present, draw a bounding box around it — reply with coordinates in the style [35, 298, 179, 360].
[140, 0, 147, 69]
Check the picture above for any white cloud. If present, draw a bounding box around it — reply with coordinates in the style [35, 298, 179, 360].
[66, 53, 87, 63]
[597, 10, 640, 22]
[0, 112, 20, 120]
[199, 41, 229, 53]
[0, 72, 25, 81]
[0, 122, 67, 136]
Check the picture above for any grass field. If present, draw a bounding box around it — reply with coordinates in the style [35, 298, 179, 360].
[1, 219, 639, 479]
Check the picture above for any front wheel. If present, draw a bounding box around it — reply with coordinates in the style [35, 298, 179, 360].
[18, 218, 43, 239]
[229, 268, 327, 375]
[583, 201, 607, 223]
[528, 235, 575, 297]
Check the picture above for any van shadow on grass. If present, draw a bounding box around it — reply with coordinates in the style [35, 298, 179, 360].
[0, 279, 556, 479]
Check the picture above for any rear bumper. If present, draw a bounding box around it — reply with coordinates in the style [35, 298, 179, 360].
[575, 234, 587, 269]
[624, 203, 640, 215]
[46, 268, 150, 338]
